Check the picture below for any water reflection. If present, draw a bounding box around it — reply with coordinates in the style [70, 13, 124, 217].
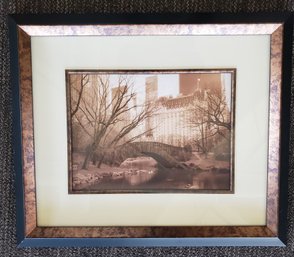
[80, 167, 230, 191]
[124, 170, 157, 185]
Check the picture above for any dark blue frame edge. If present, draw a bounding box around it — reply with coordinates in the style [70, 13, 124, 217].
[8, 16, 26, 247]
[278, 12, 293, 247]
[7, 13, 293, 248]
[17, 237, 286, 248]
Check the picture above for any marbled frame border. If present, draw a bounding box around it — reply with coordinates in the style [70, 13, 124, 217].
[11, 17, 290, 246]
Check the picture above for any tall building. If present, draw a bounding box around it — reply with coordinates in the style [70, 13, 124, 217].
[145, 76, 158, 103]
[143, 73, 230, 147]
[151, 95, 196, 147]
[145, 76, 158, 137]
[112, 85, 130, 127]
[112, 85, 126, 108]
[179, 73, 222, 95]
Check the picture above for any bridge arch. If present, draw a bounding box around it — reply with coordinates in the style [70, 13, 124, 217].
[93, 141, 192, 169]
[120, 141, 192, 168]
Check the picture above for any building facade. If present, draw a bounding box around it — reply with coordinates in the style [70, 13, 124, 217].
[144, 74, 230, 148]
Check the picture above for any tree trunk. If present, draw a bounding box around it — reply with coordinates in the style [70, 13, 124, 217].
[110, 152, 116, 166]
[82, 145, 95, 170]
[92, 154, 97, 165]
[97, 154, 105, 168]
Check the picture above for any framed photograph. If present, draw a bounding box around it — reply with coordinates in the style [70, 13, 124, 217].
[67, 69, 235, 194]
[9, 13, 292, 247]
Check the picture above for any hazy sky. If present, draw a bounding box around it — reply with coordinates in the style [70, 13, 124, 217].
[108, 73, 232, 108]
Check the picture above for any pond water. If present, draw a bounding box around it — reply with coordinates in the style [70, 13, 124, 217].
[81, 168, 230, 192]
[86, 169, 171, 191]
[124, 170, 157, 185]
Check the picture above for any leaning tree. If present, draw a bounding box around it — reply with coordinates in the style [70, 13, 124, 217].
[70, 74, 157, 169]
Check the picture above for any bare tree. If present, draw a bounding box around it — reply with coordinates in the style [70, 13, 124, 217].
[71, 74, 157, 170]
[187, 89, 230, 155]
[70, 74, 89, 118]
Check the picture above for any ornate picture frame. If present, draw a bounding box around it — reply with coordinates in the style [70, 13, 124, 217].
[8, 13, 293, 247]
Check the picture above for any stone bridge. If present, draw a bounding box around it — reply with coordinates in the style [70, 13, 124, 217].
[124, 141, 191, 168]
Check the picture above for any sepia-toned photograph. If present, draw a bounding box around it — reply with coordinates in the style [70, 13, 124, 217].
[67, 70, 235, 193]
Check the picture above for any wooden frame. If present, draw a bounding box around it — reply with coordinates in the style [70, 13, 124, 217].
[8, 13, 292, 247]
